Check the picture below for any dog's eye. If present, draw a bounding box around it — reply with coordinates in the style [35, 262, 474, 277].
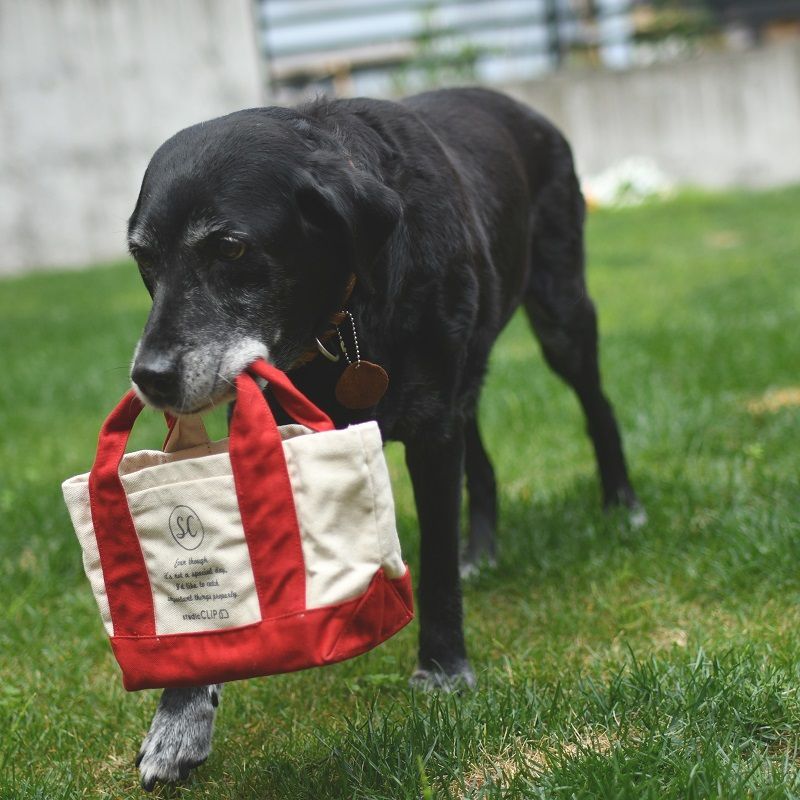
[131, 249, 154, 280]
[134, 257, 155, 295]
[218, 237, 246, 261]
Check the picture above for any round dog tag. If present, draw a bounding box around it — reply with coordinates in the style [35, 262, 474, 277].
[335, 362, 389, 409]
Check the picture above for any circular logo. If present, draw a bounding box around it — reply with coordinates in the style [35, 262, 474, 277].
[168, 505, 205, 550]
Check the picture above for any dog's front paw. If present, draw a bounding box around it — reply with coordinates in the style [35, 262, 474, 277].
[136, 685, 221, 791]
[459, 554, 497, 581]
[627, 503, 648, 529]
[410, 662, 476, 693]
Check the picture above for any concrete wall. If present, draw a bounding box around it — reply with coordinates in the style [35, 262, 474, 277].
[504, 41, 800, 189]
[2, 5, 798, 276]
[0, 0, 264, 276]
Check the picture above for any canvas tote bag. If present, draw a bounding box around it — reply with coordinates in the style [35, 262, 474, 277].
[62, 359, 413, 691]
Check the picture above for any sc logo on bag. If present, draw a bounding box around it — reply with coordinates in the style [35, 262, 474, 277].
[168, 505, 205, 550]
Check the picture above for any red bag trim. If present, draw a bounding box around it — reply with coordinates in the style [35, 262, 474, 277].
[111, 569, 414, 691]
[326, 565, 416, 662]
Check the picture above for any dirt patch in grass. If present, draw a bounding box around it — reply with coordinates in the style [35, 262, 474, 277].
[650, 626, 689, 650]
[453, 728, 617, 797]
[746, 387, 800, 415]
[705, 230, 743, 250]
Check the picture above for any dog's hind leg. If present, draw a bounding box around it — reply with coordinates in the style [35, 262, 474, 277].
[525, 292, 641, 515]
[461, 412, 498, 578]
[136, 684, 222, 790]
[524, 168, 642, 519]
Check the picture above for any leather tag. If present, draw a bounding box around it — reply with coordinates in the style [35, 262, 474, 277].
[335, 362, 389, 409]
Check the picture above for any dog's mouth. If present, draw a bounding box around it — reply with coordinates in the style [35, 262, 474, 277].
[131, 382, 234, 416]
[131, 338, 270, 416]
[162, 390, 236, 417]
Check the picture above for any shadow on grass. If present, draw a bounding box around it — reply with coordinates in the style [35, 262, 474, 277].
[394, 462, 800, 611]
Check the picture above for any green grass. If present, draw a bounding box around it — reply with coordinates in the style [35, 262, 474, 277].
[1, 186, 799, 799]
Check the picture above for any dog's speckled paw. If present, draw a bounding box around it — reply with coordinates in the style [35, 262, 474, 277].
[136, 685, 220, 791]
[628, 503, 648, 529]
[459, 555, 497, 581]
[409, 663, 476, 693]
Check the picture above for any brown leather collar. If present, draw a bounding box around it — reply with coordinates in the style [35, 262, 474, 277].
[289, 274, 357, 370]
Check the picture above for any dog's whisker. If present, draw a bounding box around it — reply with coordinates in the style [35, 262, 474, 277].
[216, 372, 235, 391]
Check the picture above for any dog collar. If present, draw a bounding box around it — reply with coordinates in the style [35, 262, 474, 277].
[289, 274, 357, 370]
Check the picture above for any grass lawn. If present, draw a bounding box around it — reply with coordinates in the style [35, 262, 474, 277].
[1, 186, 799, 799]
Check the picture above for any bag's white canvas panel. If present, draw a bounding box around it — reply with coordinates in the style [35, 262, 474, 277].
[123, 470, 262, 636]
[357, 424, 406, 580]
[62, 478, 114, 636]
[62, 420, 405, 636]
[283, 422, 405, 608]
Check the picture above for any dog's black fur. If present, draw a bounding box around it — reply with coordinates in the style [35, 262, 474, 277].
[127, 87, 640, 788]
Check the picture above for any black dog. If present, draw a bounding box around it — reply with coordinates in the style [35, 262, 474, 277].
[127, 87, 640, 788]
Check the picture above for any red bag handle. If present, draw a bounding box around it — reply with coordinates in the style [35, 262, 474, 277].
[248, 358, 334, 432]
[89, 392, 154, 636]
[89, 361, 329, 637]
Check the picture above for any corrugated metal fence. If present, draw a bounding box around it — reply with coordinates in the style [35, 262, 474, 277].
[257, 0, 635, 100]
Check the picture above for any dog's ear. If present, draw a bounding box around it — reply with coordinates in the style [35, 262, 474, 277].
[296, 166, 401, 292]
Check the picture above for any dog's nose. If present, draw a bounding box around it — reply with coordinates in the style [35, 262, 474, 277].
[131, 357, 180, 406]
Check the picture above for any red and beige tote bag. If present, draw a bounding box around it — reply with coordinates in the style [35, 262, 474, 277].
[62, 359, 413, 690]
